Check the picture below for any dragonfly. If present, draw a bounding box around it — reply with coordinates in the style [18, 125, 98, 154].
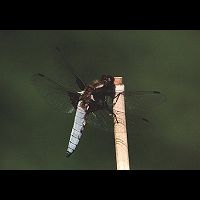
[31, 48, 165, 157]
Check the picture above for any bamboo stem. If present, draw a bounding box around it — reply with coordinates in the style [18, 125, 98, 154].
[113, 77, 130, 170]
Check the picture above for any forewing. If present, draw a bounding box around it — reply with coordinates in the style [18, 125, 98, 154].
[125, 91, 166, 115]
[53, 46, 87, 91]
[31, 73, 79, 114]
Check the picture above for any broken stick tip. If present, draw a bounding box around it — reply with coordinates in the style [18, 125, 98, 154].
[114, 77, 123, 85]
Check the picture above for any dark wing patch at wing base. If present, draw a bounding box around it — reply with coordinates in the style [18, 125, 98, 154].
[86, 110, 114, 132]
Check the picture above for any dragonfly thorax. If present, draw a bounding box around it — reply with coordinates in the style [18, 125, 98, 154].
[79, 75, 114, 111]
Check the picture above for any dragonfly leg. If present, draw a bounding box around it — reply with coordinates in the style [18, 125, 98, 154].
[113, 113, 119, 124]
[104, 101, 119, 123]
[113, 92, 124, 106]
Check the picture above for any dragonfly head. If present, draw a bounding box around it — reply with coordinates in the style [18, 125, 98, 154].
[101, 75, 114, 86]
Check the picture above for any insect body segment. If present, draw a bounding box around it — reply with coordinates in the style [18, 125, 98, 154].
[66, 101, 87, 157]
[66, 75, 116, 156]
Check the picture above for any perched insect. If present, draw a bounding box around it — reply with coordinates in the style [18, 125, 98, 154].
[31, 48, 165, 157]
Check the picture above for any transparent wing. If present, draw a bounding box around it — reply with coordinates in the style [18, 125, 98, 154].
[86, 109, 152, 134]
[125, 91, 166, 115]
[126, 113, 153, 134]
[31, 73, 79, 114]
[87, 91, 164, 133]
[52, 46, 87, 91]
[86, 110, 113, 132]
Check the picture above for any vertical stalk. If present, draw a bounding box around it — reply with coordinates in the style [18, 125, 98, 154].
[113, 77, 130, 170]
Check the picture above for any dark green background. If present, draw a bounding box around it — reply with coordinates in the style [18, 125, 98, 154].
[0, 30, 199, 170]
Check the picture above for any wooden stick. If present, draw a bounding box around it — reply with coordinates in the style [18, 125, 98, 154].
[113, 77, 130, 170]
